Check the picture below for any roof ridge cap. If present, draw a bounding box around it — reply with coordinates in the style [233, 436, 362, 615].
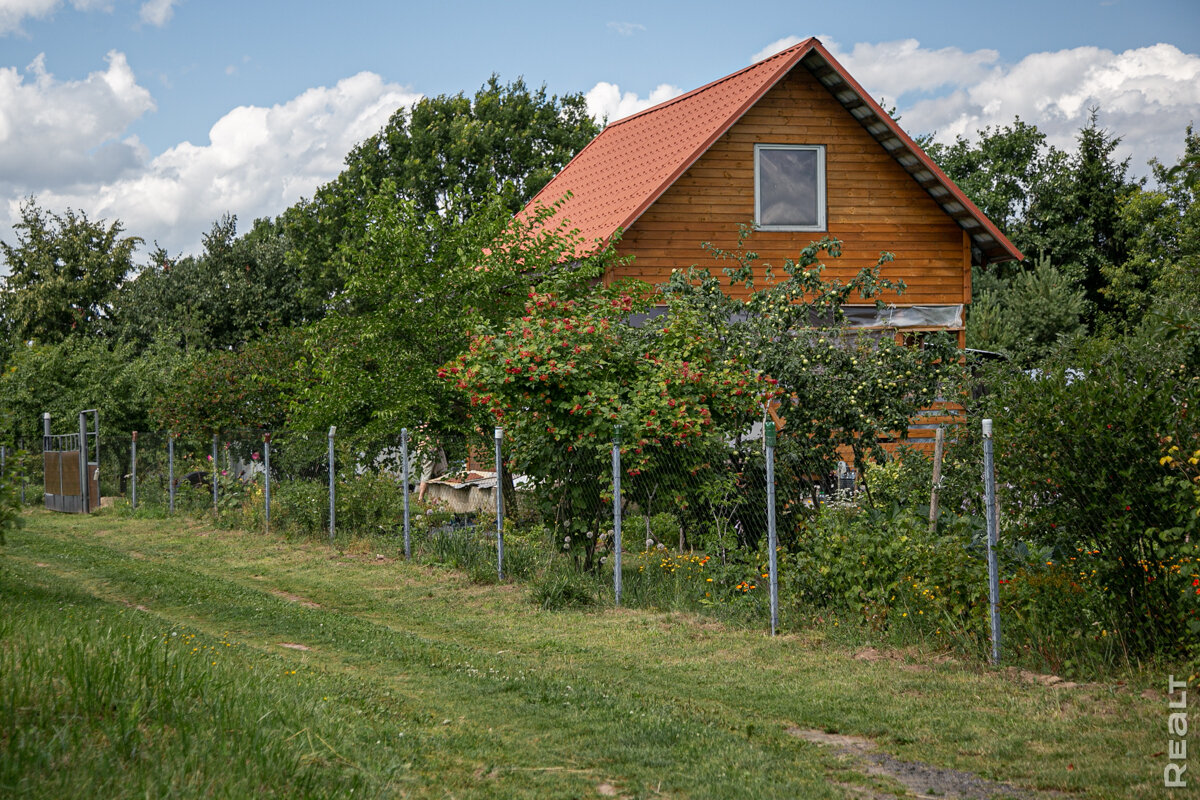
[605, 37, 817, 129]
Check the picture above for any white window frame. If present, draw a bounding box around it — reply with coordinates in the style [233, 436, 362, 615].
[754, 143, 826, 232]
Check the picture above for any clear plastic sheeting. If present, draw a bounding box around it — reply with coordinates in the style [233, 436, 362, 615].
[842, 304, 963, 329]
[629, 304, 963, 330]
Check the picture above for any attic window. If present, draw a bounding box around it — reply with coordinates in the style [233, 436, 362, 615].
[754, 144, 826, 231]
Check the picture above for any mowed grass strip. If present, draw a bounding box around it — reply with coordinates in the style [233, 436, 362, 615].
[1, 511, 1174, 799]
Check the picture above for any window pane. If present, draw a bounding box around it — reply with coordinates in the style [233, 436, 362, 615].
[759, 148, 818, 227]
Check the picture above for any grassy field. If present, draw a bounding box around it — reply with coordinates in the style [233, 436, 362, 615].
[0, 509, 1186, 799]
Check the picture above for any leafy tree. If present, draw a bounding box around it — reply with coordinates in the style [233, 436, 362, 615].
[450, 284, 770, 561]
[453, 230, 959, 553]
[0, 199, 141, 344]
[150, 327, 305, 437]
[928, 111, 1139, 328]
[924, 117, 1051, 239]
[112, 215, 316, 352]
[1029, 109, 1136, 319]
[289, 187, 614, 450]
[0, 335, 184, 448]
[661, 232, 959, 507]
[282, 76, 600, 305]
[978, 307, 1200, 658]
[1103, 125, 1200, 328]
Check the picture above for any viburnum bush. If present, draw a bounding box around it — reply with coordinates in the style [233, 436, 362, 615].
[445, 282, 772, 567]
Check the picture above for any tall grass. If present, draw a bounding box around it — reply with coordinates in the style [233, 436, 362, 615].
[0, 573, 361, 799]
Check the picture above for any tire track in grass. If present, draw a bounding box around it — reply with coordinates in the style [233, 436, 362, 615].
[9, 524, 861, 799]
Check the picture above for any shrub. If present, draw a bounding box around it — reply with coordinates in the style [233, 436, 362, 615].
[978, 309, 1200, 658]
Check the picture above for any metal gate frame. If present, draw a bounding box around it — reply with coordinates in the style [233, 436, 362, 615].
[43, 410, 100, 513]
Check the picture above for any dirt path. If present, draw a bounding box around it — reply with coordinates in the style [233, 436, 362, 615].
[790, 727, 1061, 800]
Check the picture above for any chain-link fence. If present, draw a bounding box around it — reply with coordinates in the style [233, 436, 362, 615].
[4, 395, 1197, 668]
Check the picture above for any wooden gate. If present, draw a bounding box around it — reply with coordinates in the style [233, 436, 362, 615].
[43, 410, 100, 513]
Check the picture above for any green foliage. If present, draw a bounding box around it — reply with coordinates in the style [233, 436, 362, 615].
[976, 308, 1200, 658]
[928, 110, 1140, 329]
[0, 336, 183, 446]
[664, 231, 959, 503]
[924, 116, 1050, 235]
[452, 280, 769, 563]
[0, 449, 24, 545]
[283, 76, 599, 305]
[291, 189, 611, 451]
[966, 256, 1087, 364]
[529, 559, 598, 610]
[1104, 125, 1200, 329]
[0, 198, 141, 344]
[151, 327, 305, 437]
[112, 216, 317, 352]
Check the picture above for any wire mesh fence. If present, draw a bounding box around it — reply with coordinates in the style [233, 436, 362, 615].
[3, 404, 1197, 667]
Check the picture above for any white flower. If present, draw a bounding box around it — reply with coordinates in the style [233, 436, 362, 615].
[645, 538, 654, 548]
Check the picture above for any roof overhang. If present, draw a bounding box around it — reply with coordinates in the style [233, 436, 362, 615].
[799, 43, 1023, 266]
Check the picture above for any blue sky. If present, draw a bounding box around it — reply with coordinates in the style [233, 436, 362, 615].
[2, 0, 1198, 260]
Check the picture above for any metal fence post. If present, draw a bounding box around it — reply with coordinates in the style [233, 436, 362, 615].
[18, 439, 25, 505]
[983, 418, 1001, 665]
[211, 434, 219, 511]
[263, 432, 271, 530]
[131, 431, 138, 509]
[494, 426, 504, 580]
[168, 434, 175, 513]
[328, 426, 336, 543]
[765, 421, 779, 637]
[401, 427, 411, 559]
[78, 412, 89, 514]
[612, 425, 623, 606]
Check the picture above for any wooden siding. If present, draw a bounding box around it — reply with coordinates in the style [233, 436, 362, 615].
[612, 66, 970, 306]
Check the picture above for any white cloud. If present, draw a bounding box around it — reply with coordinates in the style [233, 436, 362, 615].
[607, 21, 645, 36]
[585, 81, 684, 124]
[3, 66, 421, 257]
[891, 42, 1200, 173]
[0, 50, 155, 188]
[823, 38, 1000, 103]
[0, 0, 109, 35]
[753, 35, 1199, 177]
[138, 0, 176, 27]
[751, 36, 805, 63]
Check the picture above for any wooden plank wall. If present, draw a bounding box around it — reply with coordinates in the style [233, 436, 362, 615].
[615, 66, 970, 305]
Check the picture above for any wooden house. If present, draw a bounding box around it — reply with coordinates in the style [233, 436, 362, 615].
[520, 37, 1022, 349]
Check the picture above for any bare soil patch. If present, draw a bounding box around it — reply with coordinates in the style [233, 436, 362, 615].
[277, 643, 311, 651]
[268, 589, 321, 609]
[789, 726, 1049, 799]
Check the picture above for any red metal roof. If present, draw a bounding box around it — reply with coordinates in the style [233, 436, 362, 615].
[520, 37, 1023, 266]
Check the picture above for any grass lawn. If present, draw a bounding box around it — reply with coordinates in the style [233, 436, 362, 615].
[0, 509, 1185, 799]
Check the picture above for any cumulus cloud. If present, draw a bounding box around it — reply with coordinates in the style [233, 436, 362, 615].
[4, 66, 421, 257]
[823, 38, 999, 102]
[751, 35, 806, 63]
[138, 0, 176, 27]
[889, 42, 1200, 172]
[0, 0, 108, 35]
[0, 50, 155, 188]
[585, 81, 684, 124]
[754, 36, 1200, 177]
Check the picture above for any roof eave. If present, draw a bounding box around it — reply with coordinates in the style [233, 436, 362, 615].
[801, 41, 1024, 265]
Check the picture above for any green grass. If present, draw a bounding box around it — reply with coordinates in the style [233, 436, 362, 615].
[0, 509, 1185, 798]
